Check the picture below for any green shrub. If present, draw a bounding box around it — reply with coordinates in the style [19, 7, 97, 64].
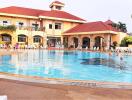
[120, 36, 132, 47]
[0, 25, 16, 31]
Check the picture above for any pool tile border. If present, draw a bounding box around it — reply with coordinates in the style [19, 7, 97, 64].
[0, 72, 132, 89]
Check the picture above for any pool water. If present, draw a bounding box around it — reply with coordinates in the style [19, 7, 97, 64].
[0, 50, 132, 83]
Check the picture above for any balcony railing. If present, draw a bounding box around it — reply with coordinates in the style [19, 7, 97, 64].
[16, 26, 45, 31]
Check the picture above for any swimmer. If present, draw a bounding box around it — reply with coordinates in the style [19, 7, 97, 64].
[109, 52, 112, 56]
[120, 56, 123, 60]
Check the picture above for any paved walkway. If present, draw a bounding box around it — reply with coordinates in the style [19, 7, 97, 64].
[0, 79, 132, 100]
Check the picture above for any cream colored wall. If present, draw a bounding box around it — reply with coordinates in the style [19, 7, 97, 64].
[0, 16, 81, 46]
[44, 19, 79, 37]
[0, 16, 45, 45]
[112, 32, 128, 45]
[63, 22, 79, 32]
[0, 16, 29, 25]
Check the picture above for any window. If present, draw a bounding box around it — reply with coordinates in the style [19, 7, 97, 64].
[18, 35, 26, 42]
[56, 6, 61, 10]
[19, 22, 24, 27]
[17, 22, 24, 29]
[55, 23, 61, 29]
[33, 36, 41, 43]
[3, 21, 8, 26]
[49, 24, 52, 29]
[2, 35, 11, 42]
[32, 24, 39, 31]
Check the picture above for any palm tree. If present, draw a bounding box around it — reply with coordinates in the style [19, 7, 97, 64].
[117, 22, 127, 32]
[111, 22, 127, 33]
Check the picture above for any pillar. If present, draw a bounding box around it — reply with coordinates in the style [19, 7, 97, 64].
[61, 36, 63, 45]
[90, 35, 94, 50]
[28, 35, 33, 45]
[12, 34, 17, 46]
[78, 36, 82, 48]
[43, 36, 47, 48]
[105, 34, 111, 50]
[68, 36, 72, 47]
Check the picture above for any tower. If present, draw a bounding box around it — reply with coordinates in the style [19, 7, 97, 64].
[49, 1, 65, 11]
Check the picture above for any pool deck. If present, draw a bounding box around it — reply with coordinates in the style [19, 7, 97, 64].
[0, 78, 132, 100]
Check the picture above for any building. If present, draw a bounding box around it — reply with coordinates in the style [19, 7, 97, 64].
[0, 1, 127, 49]
[63, 20, 128, 49]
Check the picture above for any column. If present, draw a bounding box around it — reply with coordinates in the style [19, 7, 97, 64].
[28, 35, 32, 45]
[43, 36, 47, 48]
[61, 36, 63, 45]
[12, 34, 17, 46]
[90, 35, 94, 50]
[68, 36, 73, 48]
[78, 36, 82, 49]
[105, 34, 110, 50]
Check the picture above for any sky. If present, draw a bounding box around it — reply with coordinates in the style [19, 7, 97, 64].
[0, 0, 132, 32]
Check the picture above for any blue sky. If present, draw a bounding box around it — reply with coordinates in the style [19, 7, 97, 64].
[0, 0, 132, 32]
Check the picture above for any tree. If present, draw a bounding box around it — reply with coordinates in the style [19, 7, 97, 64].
[117, 22, 127, 33]
[120, 36, 132, 47]
[111, 22, 127, 33]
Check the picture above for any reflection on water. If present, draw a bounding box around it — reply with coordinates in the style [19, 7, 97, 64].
[81, 58, 127, 70]
[0, 50, 73, 77]
[0, 50, 132, 83]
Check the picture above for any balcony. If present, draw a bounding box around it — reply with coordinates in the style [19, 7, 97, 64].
[16, 26, 45, 36]
[16, 26, 45, 32]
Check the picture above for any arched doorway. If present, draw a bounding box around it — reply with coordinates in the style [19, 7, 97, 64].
[0, 34, 12, 44]
[94, 36, 104, 49]
[82, 37, 90, 48]
[33, 35, 43, 44]
[73, 37, 78, 48]
[18, 34, 28, 44]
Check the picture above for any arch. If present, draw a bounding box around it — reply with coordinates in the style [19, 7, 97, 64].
[33, 35, 43, 43]
[18, 34, 28, 44]
[94, 36, 104, 49]
[82, 37, 90, 48]
[0, 33, 12, 44]
[72, 37, 78, 48]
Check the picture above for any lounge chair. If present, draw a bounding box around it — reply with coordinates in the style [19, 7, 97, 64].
[0, 95, 7, 100]
[93, 47, 96, 51]
[96, 47, 99, 51]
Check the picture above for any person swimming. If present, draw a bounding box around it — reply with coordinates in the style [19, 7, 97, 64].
[109, 52, 112, 56]
[120, 56, 123, 60]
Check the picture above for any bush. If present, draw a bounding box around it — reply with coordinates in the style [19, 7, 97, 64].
[0, 25, 16, 31]
[120, 36, 132, 47]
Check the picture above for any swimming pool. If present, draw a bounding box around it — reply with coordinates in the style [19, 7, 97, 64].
[0, 50, 132, 83]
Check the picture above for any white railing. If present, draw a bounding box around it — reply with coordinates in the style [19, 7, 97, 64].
[113, 47, 132, 52]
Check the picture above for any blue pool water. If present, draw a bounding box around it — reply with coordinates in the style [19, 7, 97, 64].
[0, 50, 132, 83]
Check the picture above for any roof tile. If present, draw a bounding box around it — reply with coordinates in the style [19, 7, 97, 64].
[65, 21, 119, 33]
[0, 6, 85, 21]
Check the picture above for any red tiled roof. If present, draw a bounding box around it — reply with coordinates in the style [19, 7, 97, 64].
[52, 1, 64, 5]
[39, 10, 85, 21]
[104, 20, 114, 25]
[65, 21, 119, 33]
[0, 6, 85, 22]
[0, 6, 44, 16]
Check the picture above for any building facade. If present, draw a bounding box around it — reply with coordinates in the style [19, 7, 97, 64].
[0, 1, 127, 49]
[0, 1, 85, 48]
